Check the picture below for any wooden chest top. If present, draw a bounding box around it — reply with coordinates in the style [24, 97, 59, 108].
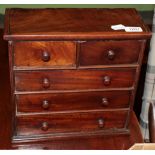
[4, 8, 151, 40]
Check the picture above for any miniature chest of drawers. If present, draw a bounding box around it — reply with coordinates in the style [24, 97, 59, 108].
[4, 8, 151, 149]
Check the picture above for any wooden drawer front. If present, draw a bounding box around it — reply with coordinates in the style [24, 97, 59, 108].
[12, 134, 131, 150]
[15, 69, 136, 92]
[16, 111, 128, 136]
[14, 41, 76, 68]
[79, 40, 142, 66]
[16, 90, 131, 113]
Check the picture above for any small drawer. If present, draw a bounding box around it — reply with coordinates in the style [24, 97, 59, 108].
[14, 41, 76, 68]
[16, 90, 131, 113]
[79, 40, 142, 67]
[15, 68, 136, 92]
[16, 110, 128, 136]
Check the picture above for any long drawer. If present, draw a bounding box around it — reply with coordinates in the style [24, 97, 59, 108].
[15, 68, 136, 92]
[16, 90, 131, 113]
[16, 110, 128, 136]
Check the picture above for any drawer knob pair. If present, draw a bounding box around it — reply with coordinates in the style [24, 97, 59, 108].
[42, 51, 51, 62]
[42, 78, 50, 88]
[107, 50, 115, 60]
[42, 100, 49, 109]
[103, 76, 111, 86]
[98, 118, 104, 128]
[41, 122, 49, 131]
[42, 120, 104, 131]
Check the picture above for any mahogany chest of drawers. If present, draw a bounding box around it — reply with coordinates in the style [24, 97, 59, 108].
[3, 8, 151, 149]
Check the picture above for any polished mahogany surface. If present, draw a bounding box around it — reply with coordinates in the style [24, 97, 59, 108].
[2, 8, 151, 149]
[14, 41, 76, 68]
[79, 40, 143, 66]
[12, 112, 143, 150]
[16, 110, 128, 137]
[15, 69, 136, 92]
[16, 90, 131, 113]
[4, 8, 151, 40]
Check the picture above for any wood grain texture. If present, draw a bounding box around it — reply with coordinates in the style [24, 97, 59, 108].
[15, 68, 136, 92]
[16, 90, 131, 113]
[79, 40, 142, 66]
[14, 41, 76, 68]
[3, 8, 151, 149]
[4, 8, 151, 40]
[12, 111, 143, 150]
[13, 134, 132, 150]
[16, 110, 128, 137]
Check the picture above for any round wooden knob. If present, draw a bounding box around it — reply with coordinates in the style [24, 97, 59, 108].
[107, 50, 115, 60]
[42, 100, 49, 109]
[103, 76, 111, 86]
[98, 118, 104, 128]
[42, 51, 50, 62]
[102, 98, 109, 106]
[42, 78, 50, 89]
[41, 122, 49, 131]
